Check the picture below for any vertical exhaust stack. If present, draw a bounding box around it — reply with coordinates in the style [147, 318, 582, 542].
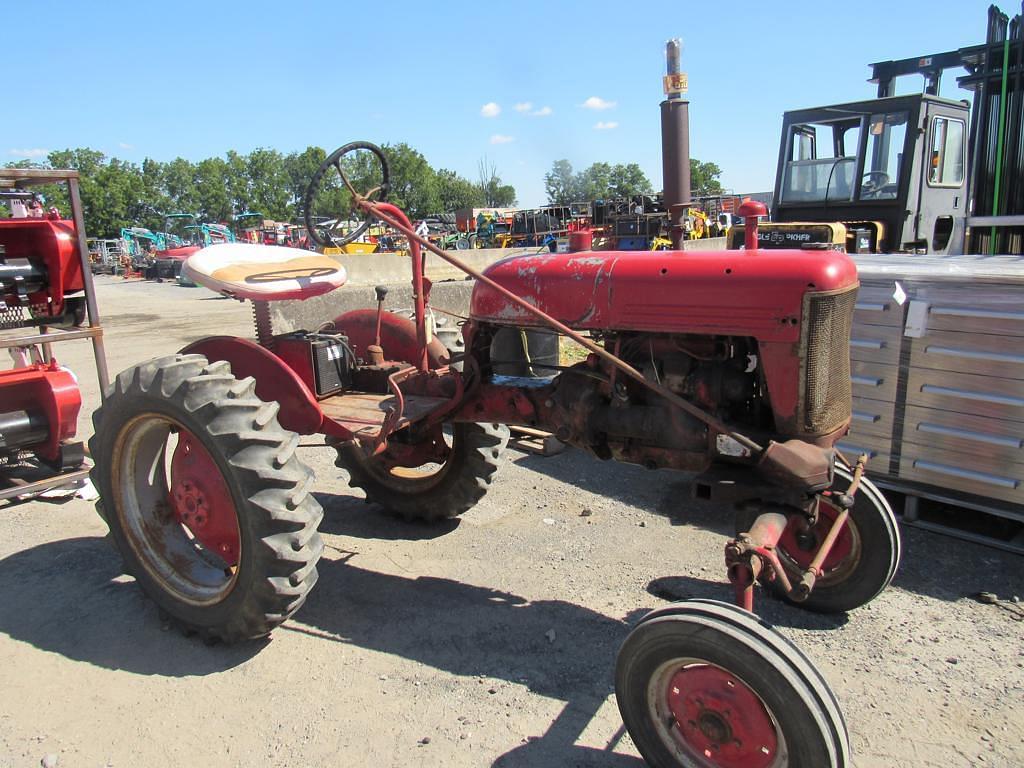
[661, 38, 691, 248]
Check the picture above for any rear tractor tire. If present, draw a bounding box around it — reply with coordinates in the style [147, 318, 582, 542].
[89, 353, 324, 643]
[335, 422, 508, 522]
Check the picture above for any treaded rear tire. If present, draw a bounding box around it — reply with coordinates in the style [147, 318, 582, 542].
[89, 353, 324, 643]
[336, 422, 508, 522]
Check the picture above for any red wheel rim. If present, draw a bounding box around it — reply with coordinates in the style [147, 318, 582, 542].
[665, 664, 779, 768]
[169, 430, 240, 566]
[778, 500, 853, 573]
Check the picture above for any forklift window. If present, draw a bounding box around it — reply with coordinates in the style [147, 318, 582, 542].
[780, 119, 862, 203]
[859, 111, 907, 200]
[928, 116, 965, 187]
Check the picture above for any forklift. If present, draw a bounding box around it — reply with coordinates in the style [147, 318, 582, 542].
[732, 7, 1023, 257]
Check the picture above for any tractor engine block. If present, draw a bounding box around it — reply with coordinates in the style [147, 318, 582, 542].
[546, 333, 769, 472]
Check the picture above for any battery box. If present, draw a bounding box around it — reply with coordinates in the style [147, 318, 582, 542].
[274, 331, 354, 398]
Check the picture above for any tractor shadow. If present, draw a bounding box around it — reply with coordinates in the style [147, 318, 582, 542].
[312, 491, 462, 540]
[0, 536, 261, 676]
[294, 552, 647, 766]
[508, 448, 735, 537]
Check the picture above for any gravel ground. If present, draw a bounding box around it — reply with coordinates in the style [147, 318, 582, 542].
[0, 276, 1022, 768]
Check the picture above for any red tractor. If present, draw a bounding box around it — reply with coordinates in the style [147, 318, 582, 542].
[91, 142, 899, 768]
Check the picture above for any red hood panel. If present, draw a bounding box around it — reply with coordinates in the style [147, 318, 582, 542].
[470, 248, 859, 341]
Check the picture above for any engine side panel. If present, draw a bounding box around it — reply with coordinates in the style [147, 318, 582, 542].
[469, 248, 858, 342]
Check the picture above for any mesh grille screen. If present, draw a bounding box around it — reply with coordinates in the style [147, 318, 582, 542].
[803, 289, 856, 433]
[0, 306, 27, 331]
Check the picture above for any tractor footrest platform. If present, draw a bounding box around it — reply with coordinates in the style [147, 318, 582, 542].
[319, 392, 449, 439]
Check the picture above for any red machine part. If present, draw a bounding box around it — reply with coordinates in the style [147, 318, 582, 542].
[180, 311, 448, 441]
[180, 336, 325, 435]
[330, 308, 449, 369]
[665, 663, 779, 767]
[158, 245, 201, 261]
[0, 219, 84, 317]
[0, 361, 81, 462]
[169, 429, 241, 565]
[469, 247, 857, 340]
[470, 246, 857, 435]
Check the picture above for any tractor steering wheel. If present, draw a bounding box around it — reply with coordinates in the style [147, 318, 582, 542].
[303, 141, 390, 248]
[861, 170, 891, 198]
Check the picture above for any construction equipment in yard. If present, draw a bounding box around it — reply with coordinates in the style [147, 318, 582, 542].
[86, 238, 126, 274]
[151, 213, 235, 280]
[0, 168, 109, 502]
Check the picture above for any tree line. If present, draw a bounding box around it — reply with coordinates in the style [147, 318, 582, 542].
[3, 145, 516, 238]
[4, 146, 723, 239]
[543, 158, 724, 204]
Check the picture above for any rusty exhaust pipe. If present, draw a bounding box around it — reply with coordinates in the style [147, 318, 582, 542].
[661, 38, 691, 248]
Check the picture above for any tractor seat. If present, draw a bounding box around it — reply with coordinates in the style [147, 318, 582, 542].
[183, 243, 348, 301]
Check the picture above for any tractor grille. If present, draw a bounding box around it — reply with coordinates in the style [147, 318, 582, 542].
[801, 287, 856, 434]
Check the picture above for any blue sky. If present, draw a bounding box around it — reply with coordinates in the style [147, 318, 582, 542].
[4, 0, 1002, 207]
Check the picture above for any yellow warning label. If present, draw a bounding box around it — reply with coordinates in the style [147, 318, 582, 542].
[663, 73, 688, 94]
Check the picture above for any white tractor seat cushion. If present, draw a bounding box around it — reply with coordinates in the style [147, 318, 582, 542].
[183, 243, 348, 301]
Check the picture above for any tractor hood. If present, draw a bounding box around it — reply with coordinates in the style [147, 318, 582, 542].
[469, 248, 859, 342]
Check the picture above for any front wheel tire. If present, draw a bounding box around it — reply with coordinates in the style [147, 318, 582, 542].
[742, 465, 901, 614]
[616, 600, 850, 768]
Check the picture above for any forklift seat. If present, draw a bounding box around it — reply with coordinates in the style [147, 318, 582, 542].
[183, 243, 348, 301]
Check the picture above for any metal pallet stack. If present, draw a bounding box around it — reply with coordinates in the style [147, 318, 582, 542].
[841, 253, 1024, 551]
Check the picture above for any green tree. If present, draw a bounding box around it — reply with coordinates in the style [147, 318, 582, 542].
[47, 148, 107, 219]
[579, 162, 613, 201]
[162, 157, 199, 214]
[283, 147, 327, 219]
[608, 163, 653, 197]
[691, 159, 724, 196]
[544, 159, 578, 205]
[477, 157, 516, 207]
[435, 168, 483, 212]
[246, 148, 291, 220]
[225, 150, 252, 215]
[194, 157, 233, 223]
[383, 143, 439, 218]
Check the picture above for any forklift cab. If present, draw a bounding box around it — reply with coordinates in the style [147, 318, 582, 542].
[770, 94, 968, 254]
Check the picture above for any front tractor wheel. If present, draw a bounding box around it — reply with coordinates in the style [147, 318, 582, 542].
[616, 600, 850, 768]
[738, 465, 901, 614]
[89, 354, 324, 643]
[335, 422, 508, 522]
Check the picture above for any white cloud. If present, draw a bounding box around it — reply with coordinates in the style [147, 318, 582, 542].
[490, 134, 515, 145]
[581, 96, 616, 110]
[118, 142, 135, 150]
[8, 148, 48, 158]
[594, 121, 619, 130]
[532, 106, 553, 116]
[480, 102, 501, 118]
[514, 102, 533, 112]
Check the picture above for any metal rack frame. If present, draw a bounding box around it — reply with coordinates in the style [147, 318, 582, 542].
[0, 168, 109, 501]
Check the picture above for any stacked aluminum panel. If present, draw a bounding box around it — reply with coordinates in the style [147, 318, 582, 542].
[839, 253, 1024, 523]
